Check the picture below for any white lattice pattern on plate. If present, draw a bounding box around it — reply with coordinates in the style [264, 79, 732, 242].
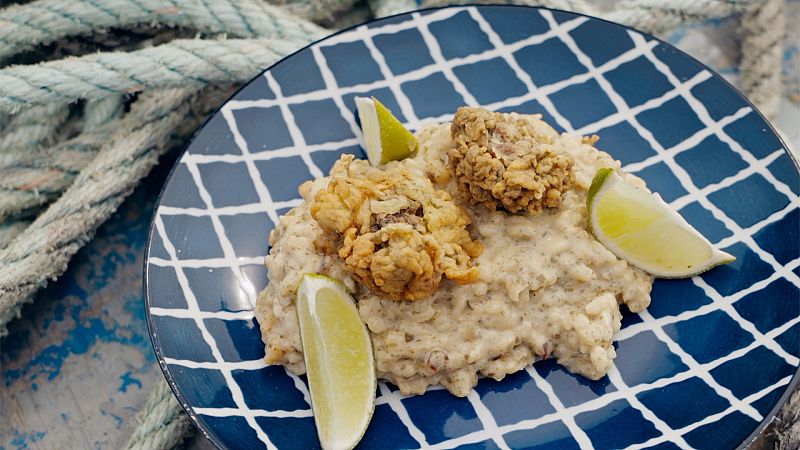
[147, 7, 800, 450]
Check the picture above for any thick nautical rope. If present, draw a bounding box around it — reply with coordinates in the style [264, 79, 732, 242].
[0, 96, 123, 223]
[0, 37, 319, 111]
[0, 0, 791, 448]
[740, 0, 786, 118]
[0, 103, 69, 151]
[0, 0, 332, 327]
[774, 387, 800, 450]
[0, 83, 237, 318]
[0, 87, 192, 321]
[125, 374, 194, 450]
[0, 0, 331, 61]
[368, 0, 417, 18]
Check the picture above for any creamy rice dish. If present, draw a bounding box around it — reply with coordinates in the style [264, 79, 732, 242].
[256, 107, 653, 397]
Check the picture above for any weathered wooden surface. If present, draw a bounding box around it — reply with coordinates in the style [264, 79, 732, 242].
[0, 159, 181, 449]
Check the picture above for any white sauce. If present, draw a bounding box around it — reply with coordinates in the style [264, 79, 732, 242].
[255, 116, 653, 397]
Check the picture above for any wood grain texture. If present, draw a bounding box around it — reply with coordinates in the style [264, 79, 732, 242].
[0, 156, 173, 449]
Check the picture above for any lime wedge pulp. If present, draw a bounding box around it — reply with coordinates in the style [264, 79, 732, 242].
[355, 96, 417, 166]
[587, 168, 734, 278]
[296, 274, 376, 450]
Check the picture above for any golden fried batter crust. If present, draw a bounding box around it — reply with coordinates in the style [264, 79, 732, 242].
[449, 106, 576, 214]
[311, 154, 482, 301]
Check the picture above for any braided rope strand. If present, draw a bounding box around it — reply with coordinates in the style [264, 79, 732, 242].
[0, 0, 783, 116]
[0, 96, 126, 222]
[335, 2, 378, 28]
[0, 103, 69, 150]
[283, 0, 362, 24]
[0, 134, 105, 222]
[740, 0, 785, 118]
[82, 94, 125, 132]
[0, 87, 199, 330]
[0, 37, 316, 112]
[603, 0, 755, 33]
[0, 0, 327, 60]
[0, 219, 31, 250]
[420, 0, 595, 13]
[775, 385, 800, 450]
[125, 377, 193, 450]
[368, 0, 417, 19]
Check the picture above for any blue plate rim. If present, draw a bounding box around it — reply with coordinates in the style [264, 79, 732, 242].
[142, 4, 800, 449]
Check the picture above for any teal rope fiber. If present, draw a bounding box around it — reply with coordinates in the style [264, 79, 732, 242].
[0, 103, 69, 150]
[0, 37, 319, 111]
[0, 0, 327, 60]
[0, 133, 106, 222]
[0, 95, 125, 225]
[0, 86, 233, 328]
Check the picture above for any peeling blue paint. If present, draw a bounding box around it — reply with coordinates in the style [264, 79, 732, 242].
[3, 368, 20, 385]
[42, 304, 66, 331]
[0, 145, 180, 449]
[2, 253, 153, 387]
[0, 157, 161, 388]
[119, 371, 142, 393]
[101, 408, 124, 429]
[10, 431, 45, 450]
[3, 312, 131, 385]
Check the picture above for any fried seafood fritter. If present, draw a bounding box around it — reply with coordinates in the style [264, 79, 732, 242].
[310, 154, 482, 301]
[449, 106, 576, 214]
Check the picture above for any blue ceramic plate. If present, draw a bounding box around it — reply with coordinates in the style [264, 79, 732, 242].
[145, 6, 800, 450]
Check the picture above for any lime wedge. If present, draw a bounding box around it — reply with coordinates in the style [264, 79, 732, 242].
[296, 274, 376, 450]
[587, 168, 735, 278]
[355, 96, 417, 166]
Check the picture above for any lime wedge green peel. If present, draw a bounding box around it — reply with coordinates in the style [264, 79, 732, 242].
[355, 96, 417, 166]
[296, 274, 376, 450]
[587, 168, 735, 278]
